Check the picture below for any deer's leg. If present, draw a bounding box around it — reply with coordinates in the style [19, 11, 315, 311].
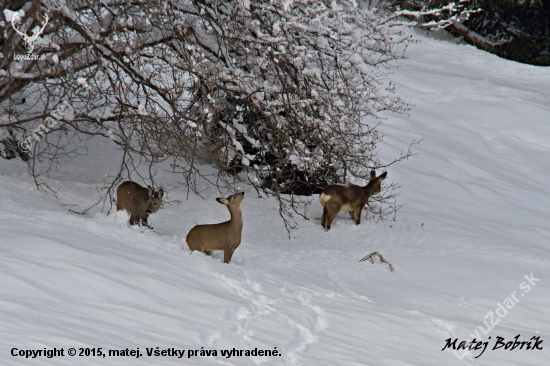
[131, 201, 140, 225]
[355, 205, 365, 225]
[224, 242, 241, 263]
[186, 240, 200, 252]
[325, 203, 340, 231]
[348, 211, 355, 220]
[141, 216, 153, 229]
[204, 250, 212, 256]
[223, 248, 231, 264]
[321, 206, 328, 229]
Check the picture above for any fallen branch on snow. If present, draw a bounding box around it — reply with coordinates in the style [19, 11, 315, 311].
[359, 251, 394, 272]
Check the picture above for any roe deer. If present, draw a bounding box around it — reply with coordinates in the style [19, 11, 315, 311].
[186, 192, 245, 264]
[116, 181, 164, 228]
[319, 170, 387, 231]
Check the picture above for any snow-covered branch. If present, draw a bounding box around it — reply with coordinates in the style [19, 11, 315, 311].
[1, 0, 412, 230]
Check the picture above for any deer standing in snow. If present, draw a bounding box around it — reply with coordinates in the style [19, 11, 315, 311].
[319, 170, 387, 231]
[116, 181, 163, 228]
[186, 192, 245, 264]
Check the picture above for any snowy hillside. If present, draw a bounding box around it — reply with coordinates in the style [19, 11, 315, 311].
[1, 34, 549, 366]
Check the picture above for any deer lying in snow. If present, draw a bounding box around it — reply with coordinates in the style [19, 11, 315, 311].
[319, 170, 387, 231]
[186, 192, 245, 264]
[116, 181, 163, 228]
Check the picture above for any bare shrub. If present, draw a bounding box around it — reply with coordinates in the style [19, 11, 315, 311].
[1, 0, 420, 230]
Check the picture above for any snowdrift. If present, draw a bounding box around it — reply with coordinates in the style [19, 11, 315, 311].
[1, 33, 549, 365]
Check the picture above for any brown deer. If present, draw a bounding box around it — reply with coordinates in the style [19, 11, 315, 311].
[186, 192, 245, 264]
[116, 181, 163, 228]
[319, 170, 387, 231]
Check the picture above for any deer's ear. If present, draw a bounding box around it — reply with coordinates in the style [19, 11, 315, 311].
[147, 186, 153, 197]
[158, 189, 164, 198]
[369, 170, 376, 180]
[379, 172, 387, 180]
[216, 197, 229, 205]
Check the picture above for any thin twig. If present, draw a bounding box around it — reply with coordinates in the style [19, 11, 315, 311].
[359, 251, 395, 272]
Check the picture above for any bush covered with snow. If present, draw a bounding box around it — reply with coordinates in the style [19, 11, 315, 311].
[1, 0, 416, 228]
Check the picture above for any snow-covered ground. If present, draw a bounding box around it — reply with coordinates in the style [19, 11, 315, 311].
[1, 33, 549, 365]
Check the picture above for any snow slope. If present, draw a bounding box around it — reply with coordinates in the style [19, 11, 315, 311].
[1, 34, 549, 365]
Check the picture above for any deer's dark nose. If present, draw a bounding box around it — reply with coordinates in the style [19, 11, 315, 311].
[146, 210, 152, 214]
